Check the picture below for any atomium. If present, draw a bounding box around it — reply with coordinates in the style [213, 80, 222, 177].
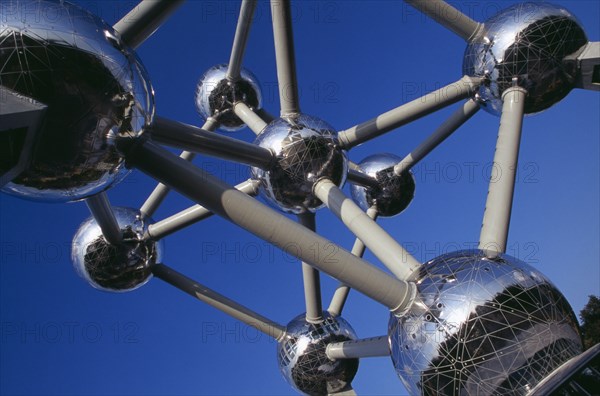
[463, 2, 588, 116]
[278, 313, 359, 396]
[389, 250, 582, 395]
[195, 63, 262, 132]
[251, 114, 348, 214]
[0, 0, 599, 395]
[0, 0, 154, 202]
[71, 207, 162, 292]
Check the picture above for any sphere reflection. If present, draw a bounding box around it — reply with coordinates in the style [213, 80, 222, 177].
[278, 312, 359, 396]
[71, 207, 161, 292]
[195, 64, 262, 132]
[389, 250, 582, 395]
[463, 2, 587, 116]
[350, 153, 415, 217]
[251, 114, 347, 214]
[0, 0, 155, 202]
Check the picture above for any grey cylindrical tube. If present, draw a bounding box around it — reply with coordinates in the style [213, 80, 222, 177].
[152, 264, 286, 340]
[326, 335, 390, 360]
[140, 118, 218, 217]
[347, 168, 379, 188]
[113, 0, 185, 49]
[124, 139, 416, 314]
[404, 0, 482, 42]
[479, 87, 527, 257]
[85, 192, 122, 245]
[234, 102, 268, 135]
[227, 0, 257, 81]
[270, 0, 300, 115]
[149, 116, 274, 169]
[146, 179, 260, 240]
[394, 99, 480, 175]
[328, 206, 377, 317]
[298, 213, 323, 324]
[313, 179, 420, 281]
[338, 76, 480, 149]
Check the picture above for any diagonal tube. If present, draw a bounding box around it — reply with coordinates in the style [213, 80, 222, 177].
[113, 0, 185, 49]
[404, 0, 482, 42]
[313, 179, 420, 281]
[145, 179, 260, 240]
[338, 76, 481, 149]
[140, 118, 218, 217]
[328, 206, 378, 317]
[479, 87, 527, 257]
[234, 102, 268, 135]
[152, 264, 286, 340]
[271, 0, 300, 115]
[123, 139, 416, 314]
[227, 0, 258, 81]
[85, 192, 122, 246]
[394, 99, 480, 175]
[347, 168, 379, 188]
[148, 116, 274, 169]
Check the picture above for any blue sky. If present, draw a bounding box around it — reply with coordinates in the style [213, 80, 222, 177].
[1, 1, 599, 395]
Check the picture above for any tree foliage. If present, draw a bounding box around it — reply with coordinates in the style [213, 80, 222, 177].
[580, 295, 600, 349]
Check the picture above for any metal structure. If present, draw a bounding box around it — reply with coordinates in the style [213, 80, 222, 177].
[1, 0, 599, 395]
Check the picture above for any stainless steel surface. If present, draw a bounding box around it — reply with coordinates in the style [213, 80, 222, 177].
[71, 207, 162, 292]
[0, 0, 154, 202]
[251, 114, 347, 214]
[350, 153, 415, 218]
[463, 3, 588, 116]
[278, 312, 359, 396]
[195, 63, 262, 132]
[389, 249, 582, 396]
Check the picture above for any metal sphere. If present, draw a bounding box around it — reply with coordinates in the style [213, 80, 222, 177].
[278, 312, 359, 396]
[463, 3, 588, 116]
[251, 114, 348, 214]
[388, 250, 582, 395]
[195, 63, 262, 132]
[350, 153, 415, 217]
[0, 0, 155, 202]
[71, 207, 162, 292]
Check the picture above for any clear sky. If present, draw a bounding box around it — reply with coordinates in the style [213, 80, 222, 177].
[1, 1, 599, 395]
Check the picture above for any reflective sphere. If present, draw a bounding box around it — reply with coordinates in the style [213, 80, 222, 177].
[278, 312, 359, 396]
[71, 207, 162, 292]
[195, 63, 262, 132]
[251, 114, 347, 214]
[463, 3, 587, 116]
[350, 153, 415, 217]
[389, 250, 582, 396]
[0, 0, 155, 202]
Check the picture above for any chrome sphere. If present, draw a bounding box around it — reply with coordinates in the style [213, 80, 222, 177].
[0, 0, 155, 202]
[278, 312, 359, 396]
[463, 3, 587, 116]
[251, 114, 347, 214]
[350, 153, 415, 217]
[71, 207, 162, 292]
[389, 250, 582, 395]
[195, 63, 262, 132]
